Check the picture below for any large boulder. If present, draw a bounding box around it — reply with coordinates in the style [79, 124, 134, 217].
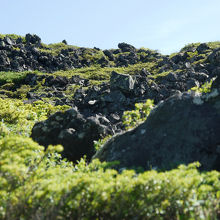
[110, 71, 135, 94]
[208, 48, 220, 65]
[25, 33, 41, 45]
[31, 108, 114, 162]
[118, 42, 136, 53]
[93, 80, 220, 171]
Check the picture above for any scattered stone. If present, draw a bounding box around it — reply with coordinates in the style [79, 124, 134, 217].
[25, 33, 41, 45]
[62, 39, 68, 45]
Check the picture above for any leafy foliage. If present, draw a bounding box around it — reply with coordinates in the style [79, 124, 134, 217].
[0, 135, 219, 219]
[0, 71, 29, 85]
[190, 80, 213, 94]
[0, 98, 70, 137]
[93, 135, 113, 151]
[122, 99, 154, 129]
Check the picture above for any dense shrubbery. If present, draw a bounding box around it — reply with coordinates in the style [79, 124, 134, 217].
[0, 98, 70, 137]
[0, 135, 220, 220]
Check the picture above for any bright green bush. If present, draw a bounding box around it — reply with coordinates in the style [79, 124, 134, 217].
[122, 99, 154, 129]
[0, 98, 70, 137]
[190, 79, 213, 94]
[0, 135, 219, 219]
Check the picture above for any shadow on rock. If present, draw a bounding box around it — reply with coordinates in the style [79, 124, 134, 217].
[93, 77, 220, 171]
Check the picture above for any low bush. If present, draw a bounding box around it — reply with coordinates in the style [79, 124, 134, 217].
[122, 99, 154, 129]
[190, 79, 213, 94]
[0, 135, 219, 219]
[0, 98, 70, 137]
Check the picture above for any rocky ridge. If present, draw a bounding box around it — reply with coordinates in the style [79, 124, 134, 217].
[0, 34, 163, 72]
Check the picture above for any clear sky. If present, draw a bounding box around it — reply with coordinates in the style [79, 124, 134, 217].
[1, 0, 220, 54]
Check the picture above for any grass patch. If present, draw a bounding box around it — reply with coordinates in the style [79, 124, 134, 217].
[0, 71, 29, 85]
[0, 33, 25, 41]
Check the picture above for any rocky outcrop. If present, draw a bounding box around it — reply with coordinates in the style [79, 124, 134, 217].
[93, 77, 220, 171]
[0, 34, 163, 72]
[31, 108, 114, 162]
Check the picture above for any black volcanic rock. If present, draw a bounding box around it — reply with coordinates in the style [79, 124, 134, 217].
[93, 80, 220, 171]
[208, 48, 220, 65]
[118, 42, 136, 53]
[2, 34, 220, 167]
[110, 71, 135, 94]
[196, 43, 210, 54]
[31, 108, 114, 162]
[25, 33, 41, 45]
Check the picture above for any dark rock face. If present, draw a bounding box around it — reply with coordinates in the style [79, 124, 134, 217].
[118, 42, 136, 53]
[208, 49, 220, 65]
[25, 33, 41, 45]
[93, 81, 220, 171]
[31, 108, 114, 162]
[110, 71, 135, 94]
[196, 43, 210, 54]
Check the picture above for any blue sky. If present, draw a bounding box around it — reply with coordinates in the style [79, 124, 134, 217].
[1, 0, 220, 54]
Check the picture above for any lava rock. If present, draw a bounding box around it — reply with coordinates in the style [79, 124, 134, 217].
[196, 43, 210, 54]
[208, 49, 220, 65]
[103, 50, 115, 61]
[93, 87, 220, 171]
[4, 36, 14, 45]
[118, 42, 136, 53]
[110, 71, 135, 94]
[25, 33, 41, 45]
[31, 108, 114, 162]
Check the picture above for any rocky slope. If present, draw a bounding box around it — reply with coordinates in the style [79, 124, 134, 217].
[0, 34, 163, 72]
[1, 33, 220, 169]
[93, 79, 220, 171]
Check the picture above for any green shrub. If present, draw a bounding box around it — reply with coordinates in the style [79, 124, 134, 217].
[0, 135, 219, 219]
[0, 98, 70, 137]
[190, 80, 213, 94]
[123, 99, 154, 129]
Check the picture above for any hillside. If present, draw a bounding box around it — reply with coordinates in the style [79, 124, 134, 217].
[0, 33, 220, 219]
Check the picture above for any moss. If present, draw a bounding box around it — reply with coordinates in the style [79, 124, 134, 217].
[180, 41, 220, 53]
[12, 85, 31, 99]
[39, 42, 79, 56]
[64, 84, 81, 98]
[0, 71, 28, 85]
[0, 33, 25, 42]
